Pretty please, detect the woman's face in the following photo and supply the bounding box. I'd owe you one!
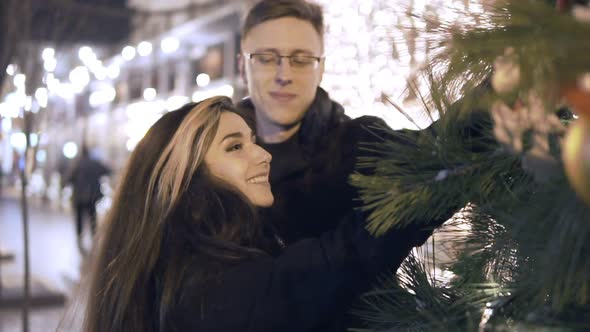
[204,112,274,207]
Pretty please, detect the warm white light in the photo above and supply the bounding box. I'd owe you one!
[78,46,96,63]
[137,41,153,57]
[0,103,16,118]
[196,73,210,87]
[46,74,61,94]
[24,96,32,112]
[55,82,76,99]
[93,65,108,80]
[42,48,55,62]
[3,92,26,114]
[63,142,78,159]
[13,73,26,87]
[35,88,49,108]
[89,87,116,107]
[359,2,373,15]
[126,101,165,120]
[69,66,90,91]
[43,57,57,72]
[3,102,21,117]
[6,64,16,76]
[45,72,55,83]
[1,117,12,131]
[143,88,157,101]
[161,37,180,54]
[87,58,102,70]
[126,139,137,152]
[107,64,120,79]
[315,0,479,128]
[122,46,136,61]
[166,96,189,111]
[125,101,165,151]
[10,133,27,152]
[192,84,234,102]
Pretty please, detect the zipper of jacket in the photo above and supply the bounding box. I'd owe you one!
[274,234,286,249]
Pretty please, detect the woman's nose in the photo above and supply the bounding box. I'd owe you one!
[254,144,272,165]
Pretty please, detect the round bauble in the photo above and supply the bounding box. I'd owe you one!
[561,75,590,118]
[562,118,590,205]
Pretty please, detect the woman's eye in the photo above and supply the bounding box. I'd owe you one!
[226,143,243,152]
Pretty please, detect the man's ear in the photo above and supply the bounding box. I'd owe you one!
[237,53,247,85]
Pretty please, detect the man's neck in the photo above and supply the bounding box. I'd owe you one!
[257,121,302,144]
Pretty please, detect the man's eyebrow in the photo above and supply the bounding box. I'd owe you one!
[254,48,315,55]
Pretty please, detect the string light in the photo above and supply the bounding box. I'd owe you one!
[317,0,481,129]
[122,46,136,61]
[161,37,180,54]
[137,41,153,57]
[6,64,16,76]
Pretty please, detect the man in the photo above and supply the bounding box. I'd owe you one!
[237,0,388,244]
[236,1,443,330]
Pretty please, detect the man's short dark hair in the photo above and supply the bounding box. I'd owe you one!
[241,0,324,40]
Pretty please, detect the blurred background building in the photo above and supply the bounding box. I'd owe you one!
[1,0,480,207]
[1,0,255,208]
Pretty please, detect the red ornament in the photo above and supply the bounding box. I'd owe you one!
[561,85,590,118]
[555,0,569,11]
[556,0,569,12]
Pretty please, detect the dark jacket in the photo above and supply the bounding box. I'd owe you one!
[237,87,388,245]
[235,88,439,331]
[164,210,434,332]
[64,154,111,204]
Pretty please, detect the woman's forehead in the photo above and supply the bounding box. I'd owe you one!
[215,112,252,139]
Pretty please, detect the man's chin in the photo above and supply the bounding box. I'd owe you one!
[271,110,306,127]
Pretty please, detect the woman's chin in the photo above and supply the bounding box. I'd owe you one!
[253,195,274,207]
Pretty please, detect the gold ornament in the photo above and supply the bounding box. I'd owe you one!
[563,118,590,205]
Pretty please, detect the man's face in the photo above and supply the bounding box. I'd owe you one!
[240,17,324,132]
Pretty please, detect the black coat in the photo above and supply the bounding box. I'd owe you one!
[237,88,389,245]
[204,88,437,331]
[64,155,111,204]
[164,210,434,332]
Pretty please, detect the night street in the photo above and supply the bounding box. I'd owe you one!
[0,188,89,332]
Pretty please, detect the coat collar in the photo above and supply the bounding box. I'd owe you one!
[236,87,349,151]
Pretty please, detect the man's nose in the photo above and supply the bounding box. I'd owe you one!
[274,58,293,86]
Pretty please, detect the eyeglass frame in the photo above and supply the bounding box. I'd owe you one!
[242,52,324,71]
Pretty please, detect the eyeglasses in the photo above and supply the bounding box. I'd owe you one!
[243,52,323,72]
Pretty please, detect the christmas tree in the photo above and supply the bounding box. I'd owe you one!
[351,0,590,330]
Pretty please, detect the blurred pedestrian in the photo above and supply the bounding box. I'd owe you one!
[63,145,110,252]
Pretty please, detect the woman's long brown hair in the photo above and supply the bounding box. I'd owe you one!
[83,96,266,332]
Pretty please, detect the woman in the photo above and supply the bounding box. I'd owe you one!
[83,96,432,332]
